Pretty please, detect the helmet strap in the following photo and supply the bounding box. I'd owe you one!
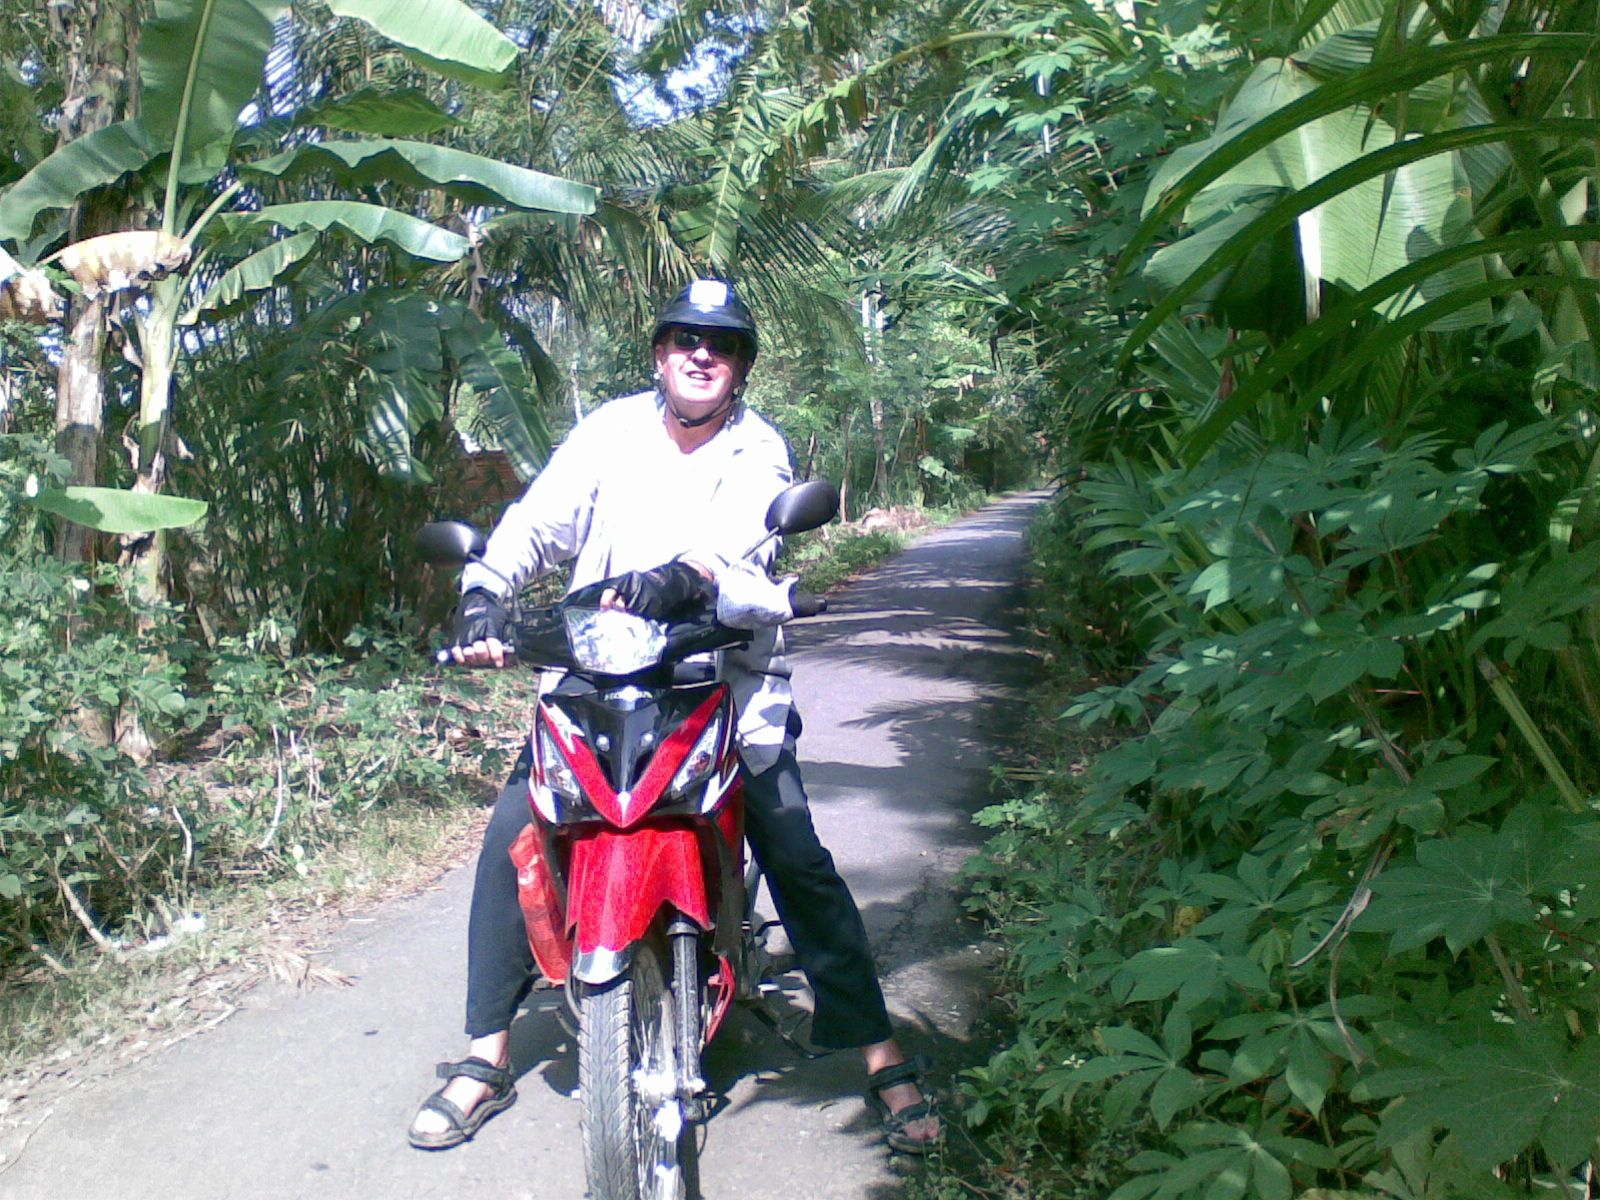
[666,385,742,428]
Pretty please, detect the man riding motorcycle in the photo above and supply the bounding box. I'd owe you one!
[408,279,941,1154]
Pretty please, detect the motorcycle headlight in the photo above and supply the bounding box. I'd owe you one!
[668,714,724,798]
[537,723,581,800]
[564,607,667,675]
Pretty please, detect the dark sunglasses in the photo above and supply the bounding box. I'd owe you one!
[669,327,746,357]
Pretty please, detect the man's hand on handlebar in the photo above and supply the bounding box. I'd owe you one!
[451,635,512,669]
[600,560,716,621]
[451,588,513,668]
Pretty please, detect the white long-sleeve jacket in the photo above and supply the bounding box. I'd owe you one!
[461,390,796,772]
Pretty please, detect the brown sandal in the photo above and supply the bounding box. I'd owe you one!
[865,1055,942,1155]
[407,1057,517,1150]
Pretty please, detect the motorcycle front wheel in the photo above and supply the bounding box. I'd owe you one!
[578,936,699,1200]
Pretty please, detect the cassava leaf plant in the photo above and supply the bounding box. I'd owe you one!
[910,0,1600,1193]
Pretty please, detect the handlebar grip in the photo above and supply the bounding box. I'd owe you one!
[433,642,518,666]
[790,592,827,618]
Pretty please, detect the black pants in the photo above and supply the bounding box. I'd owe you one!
[463,720,893,1050]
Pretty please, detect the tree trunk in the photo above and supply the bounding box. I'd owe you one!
[839,411,853,523]
[119,286,180,606]
[50,0,138,565]
[54,0,137,150]
[860,287,887,503]
[0,361,15,436]
[54,296,109,563]
[113,281,180,763]
[868,386,888,504]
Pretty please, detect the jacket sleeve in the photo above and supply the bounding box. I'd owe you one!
[460,414,602,597]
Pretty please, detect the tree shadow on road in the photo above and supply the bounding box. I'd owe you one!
[689,970,1006,1200]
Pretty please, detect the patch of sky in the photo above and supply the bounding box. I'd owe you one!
[608,2,764,125]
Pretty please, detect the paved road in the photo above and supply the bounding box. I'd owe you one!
[3,491,1046,1200]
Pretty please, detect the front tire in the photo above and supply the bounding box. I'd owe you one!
[579,938,698,1200]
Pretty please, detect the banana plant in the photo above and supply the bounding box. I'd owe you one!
[0,0,597,600]
[1115,13,1600,465]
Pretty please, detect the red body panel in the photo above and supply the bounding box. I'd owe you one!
[564,821,712,954]
[539,689,725,830]
[509,825,574,983]
[510,683,751,1025]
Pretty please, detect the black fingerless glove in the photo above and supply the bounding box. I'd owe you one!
[612,561,716,621]
[452,587,511,648]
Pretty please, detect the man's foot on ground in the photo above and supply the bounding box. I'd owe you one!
[409,1075,495,1139]
[875,1078,942,1148]
[407,1057,516,1149]
[864,1055,943,1154]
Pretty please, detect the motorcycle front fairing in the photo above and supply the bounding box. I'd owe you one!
[508,595,751,986]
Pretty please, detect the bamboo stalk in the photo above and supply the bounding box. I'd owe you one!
[1485,931,1537,1024]
[1477,654,1587,814]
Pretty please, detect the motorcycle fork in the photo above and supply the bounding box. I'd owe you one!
[667,915,708,1119]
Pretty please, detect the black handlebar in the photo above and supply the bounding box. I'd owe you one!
[790,592,826,618]
[436,587,829,670]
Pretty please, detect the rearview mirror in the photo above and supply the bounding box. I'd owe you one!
[417,521,487,568]
[764,480,839,537]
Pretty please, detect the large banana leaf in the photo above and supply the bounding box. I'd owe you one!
[220,202,470,261]
[294,87,462,137]
[241,140,598,214]
[139,0,288,156]
[325,0,519,89]
[0,122,156,244]
[180,231,318,325]
[1144,61,1315,215]
[443,311,552,481]
[1124,120,1600,363]
[1287,25,1513,197]
[1145,194,1306,337]
[1145,58,1484,327]
[26,486,207,533]
[360,293,446,480]
[1122,33,1594,274]
[1292,25,1460,126]
[1298,0,1389,48]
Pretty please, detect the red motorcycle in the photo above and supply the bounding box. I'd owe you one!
[418,481,838,1200]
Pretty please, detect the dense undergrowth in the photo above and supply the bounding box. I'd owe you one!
[950,414,1600,1198]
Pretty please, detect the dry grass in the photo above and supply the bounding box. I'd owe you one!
[0,792,492,1167]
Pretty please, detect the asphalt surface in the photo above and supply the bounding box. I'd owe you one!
[2,490,1047,1200]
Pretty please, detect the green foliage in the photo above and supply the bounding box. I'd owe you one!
[778,526,907,593]
[0,435,196,955]
[824,0,1600,1188]
[966,411,1600,1192]
[0,431,507,967]
[749,304,1039,514]
[240,139,596,214]
[323,0,520,89]
[25,486,208,534]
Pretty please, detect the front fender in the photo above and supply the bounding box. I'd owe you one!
[572,945,633,986]
[565,822,712,965]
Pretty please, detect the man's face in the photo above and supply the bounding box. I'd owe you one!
[655,325,749,420]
